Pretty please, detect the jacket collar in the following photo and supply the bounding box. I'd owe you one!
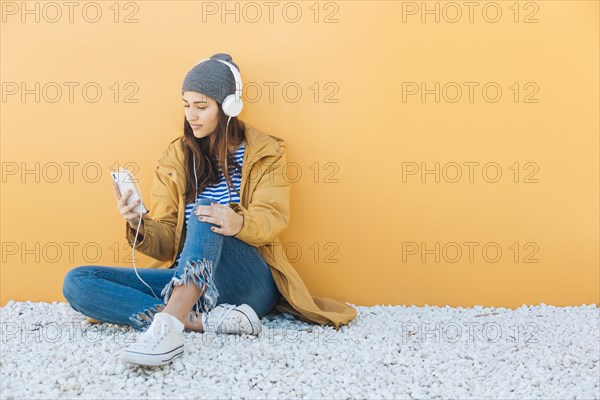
[239,121,285,165]
[159,122,284,187]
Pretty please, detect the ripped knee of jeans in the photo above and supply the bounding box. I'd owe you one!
[160,258,219,326]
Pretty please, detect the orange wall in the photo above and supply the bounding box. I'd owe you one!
[1,1,598,308]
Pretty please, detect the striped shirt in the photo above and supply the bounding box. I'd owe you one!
[174,141,246,265]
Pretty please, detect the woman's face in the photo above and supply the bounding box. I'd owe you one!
[182,91,219,139]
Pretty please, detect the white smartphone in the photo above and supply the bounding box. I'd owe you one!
[111,168,148,214]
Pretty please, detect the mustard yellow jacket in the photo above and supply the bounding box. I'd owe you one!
[124,122,357,330]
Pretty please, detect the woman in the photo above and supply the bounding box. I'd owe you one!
[62,53,358,367]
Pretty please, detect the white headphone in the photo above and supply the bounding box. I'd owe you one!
[194,58,244,117]
[191,58,243,201]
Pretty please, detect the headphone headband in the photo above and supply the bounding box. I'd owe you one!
[194,58,242,104]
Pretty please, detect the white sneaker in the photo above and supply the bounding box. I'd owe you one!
[120,312,185,366]
[201,304,262,336]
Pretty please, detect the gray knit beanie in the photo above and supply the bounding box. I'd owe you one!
[181,53,240,104]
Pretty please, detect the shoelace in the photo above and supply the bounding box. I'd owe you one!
[140,315,170,343]
[208,304,237,332]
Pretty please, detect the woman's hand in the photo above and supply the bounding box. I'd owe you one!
[195,202,244,236]
[114,181,144,233]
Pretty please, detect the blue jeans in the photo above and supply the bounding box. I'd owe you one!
[62,198,281,332]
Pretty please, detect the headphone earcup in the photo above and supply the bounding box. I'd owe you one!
[221,94,243,117]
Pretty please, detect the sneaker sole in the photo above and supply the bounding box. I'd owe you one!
[120,344,184,366]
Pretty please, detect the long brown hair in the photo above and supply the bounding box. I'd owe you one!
[181,106,246,205]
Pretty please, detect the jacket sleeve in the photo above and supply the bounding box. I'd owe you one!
[230,145,291,247]
[124,154,178,262]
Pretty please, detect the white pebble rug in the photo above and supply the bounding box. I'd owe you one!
[1,301,598,399]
